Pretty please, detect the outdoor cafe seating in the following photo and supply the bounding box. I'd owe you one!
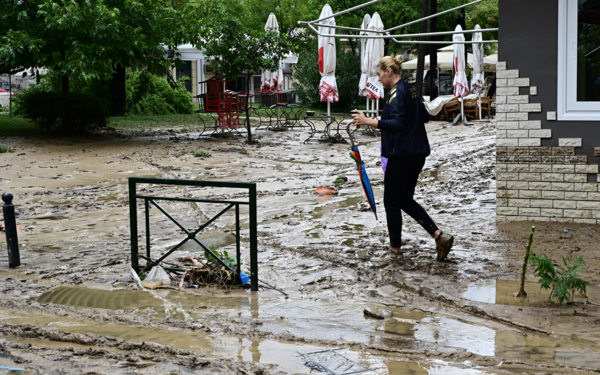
[196,78,245,137]
[254,90,306,131]
[195,77,306,137]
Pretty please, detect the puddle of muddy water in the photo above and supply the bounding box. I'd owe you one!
[28,284,600,369]
[386,359,493,375]
[0,309,324,374]
[463,280,551,306]
[34,287,164,312]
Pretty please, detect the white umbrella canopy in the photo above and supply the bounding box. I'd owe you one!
[261,13,283,92]
[471,25,485,95]
[453,25,469,98]
[358,13,371,96]
[364,12,385,100]
[402,51,474,71]
[483,54,497,72]
[318,4,338,106]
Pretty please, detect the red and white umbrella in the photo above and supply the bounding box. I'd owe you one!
[364,12,385,102]
[261,13,283,92]
[471,25,485,119]
[358,13,371,97]
[318,4,338,114]
[453,25,469,124]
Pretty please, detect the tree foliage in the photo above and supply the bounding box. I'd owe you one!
[126,70,195,115]
[0,0,211,83]
[200,15,297,143]
[293,48,361,112]
[465,0,498,53]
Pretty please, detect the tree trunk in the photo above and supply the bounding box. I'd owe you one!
[110,64,127,116]
[246,73,252,145]
[429,0,439,100]
[415,0,429,98]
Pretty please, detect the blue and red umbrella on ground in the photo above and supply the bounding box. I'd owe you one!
[346,123,378,220]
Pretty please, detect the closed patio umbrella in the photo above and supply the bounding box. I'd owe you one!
[453,25,469,125]
[471,25,485,119]
[358,13,371,97]
[364,12,385,107]
[318,4,338,115]
[261,13,283,92]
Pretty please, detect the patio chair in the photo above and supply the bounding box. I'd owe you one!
[443,98,460,122]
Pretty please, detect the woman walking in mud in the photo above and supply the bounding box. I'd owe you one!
[351,54,453,261]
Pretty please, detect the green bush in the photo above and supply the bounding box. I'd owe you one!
[126,70,195,115]
[293,47,361,112]
[531,254,591,305]
[14,88,109,134]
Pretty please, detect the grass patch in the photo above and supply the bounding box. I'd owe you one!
[0,145,15,153]
[108,113,211,132]
[0,116,36,137]
[193,149,211,158]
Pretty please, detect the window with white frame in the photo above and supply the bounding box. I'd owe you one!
[557,0,600,120]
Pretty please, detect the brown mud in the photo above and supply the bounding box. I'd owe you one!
[1,120,600,374]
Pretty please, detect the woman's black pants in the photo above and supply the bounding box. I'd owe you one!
[384,156,439,247]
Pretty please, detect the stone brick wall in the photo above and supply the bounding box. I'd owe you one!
[495,62,600,223]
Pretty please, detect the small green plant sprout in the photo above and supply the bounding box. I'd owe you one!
[334,176,348,184]
[0,146,15,153]
[515,226,536,298]
[193,149,211,158]
[204,246,238,269]
[238,148,247,155]
[530,254,591,305]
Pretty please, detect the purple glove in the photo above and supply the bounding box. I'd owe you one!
[380,144,388,173]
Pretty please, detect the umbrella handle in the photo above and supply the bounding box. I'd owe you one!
[345,122,356,148]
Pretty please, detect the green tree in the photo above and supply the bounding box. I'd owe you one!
[0,0,211,115]
[465,0,498,53]
[200,17,297,144]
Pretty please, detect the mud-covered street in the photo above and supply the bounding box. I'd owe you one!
[1,120,600,374]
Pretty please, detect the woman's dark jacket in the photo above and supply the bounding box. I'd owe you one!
[377,80,431,159]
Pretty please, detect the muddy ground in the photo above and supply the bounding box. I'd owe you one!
[1,119,600,374]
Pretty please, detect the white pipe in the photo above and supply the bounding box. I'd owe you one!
[327,101,330,117]
[308,0,383,24]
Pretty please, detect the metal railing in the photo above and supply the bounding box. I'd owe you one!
[128,177,258,291]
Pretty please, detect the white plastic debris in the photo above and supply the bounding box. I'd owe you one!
[141,265,171,289]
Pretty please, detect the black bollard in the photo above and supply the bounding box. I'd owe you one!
[2,192,20,267]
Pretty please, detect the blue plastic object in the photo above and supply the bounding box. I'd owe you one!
[240,272,250,285]
[0,366,24,371]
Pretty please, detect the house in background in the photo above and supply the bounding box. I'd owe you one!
[496,0,600,224]
[172,44,295,103]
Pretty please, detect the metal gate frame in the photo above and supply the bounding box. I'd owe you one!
[128,177,258,291]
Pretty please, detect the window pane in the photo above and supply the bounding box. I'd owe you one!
[176,61,192,92]
[577,0,600,101]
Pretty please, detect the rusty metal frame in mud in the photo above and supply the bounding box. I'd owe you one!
[128,177,259,291]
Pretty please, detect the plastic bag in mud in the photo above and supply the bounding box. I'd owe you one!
[141,265,171,289]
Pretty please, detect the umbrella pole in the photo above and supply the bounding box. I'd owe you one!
[478,94,482,120]
[327,101,330,117]
[461,97,465,124]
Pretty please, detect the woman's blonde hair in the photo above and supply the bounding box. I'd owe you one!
[377,54,403,75]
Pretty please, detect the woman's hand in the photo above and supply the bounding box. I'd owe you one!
[351,109,378,128]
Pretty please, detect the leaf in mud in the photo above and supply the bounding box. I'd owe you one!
[392,298,401,301]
